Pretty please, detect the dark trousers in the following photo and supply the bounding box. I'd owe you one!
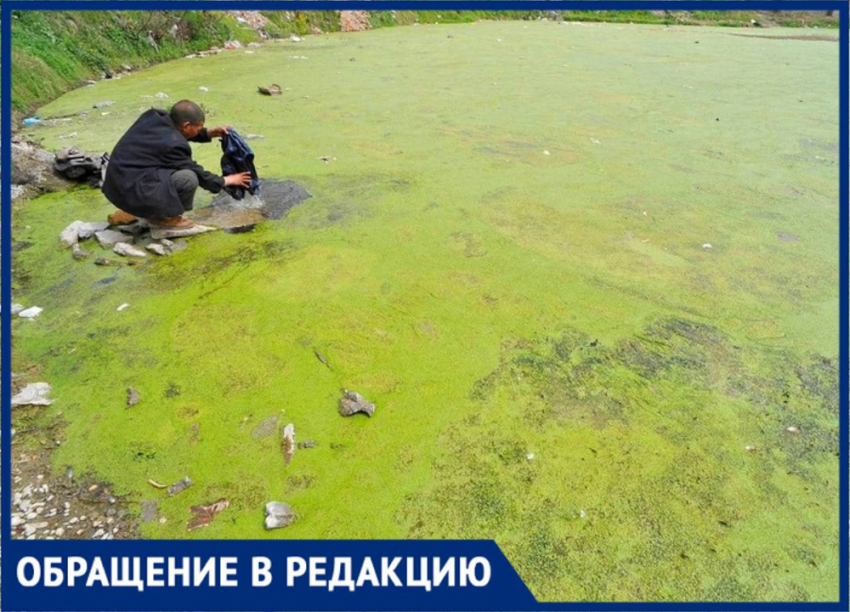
[171,169,199,213]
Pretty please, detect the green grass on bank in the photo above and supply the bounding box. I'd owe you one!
[10,9,839,114]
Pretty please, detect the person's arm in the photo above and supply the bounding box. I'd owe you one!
[188,128,213,143]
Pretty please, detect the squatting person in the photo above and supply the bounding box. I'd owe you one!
[101,99,252,229]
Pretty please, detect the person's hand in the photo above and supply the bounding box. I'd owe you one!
[208,125,231,139]
[224,172,252,188]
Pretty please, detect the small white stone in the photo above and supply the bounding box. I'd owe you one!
[18,306,44,319]
[526,453,535,461]
[543,150,550,156]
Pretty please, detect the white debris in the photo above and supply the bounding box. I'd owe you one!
[11,383,53,406]
[590,138,601,145]
[745,445,757,452]
[526,453,535,461]
[155,92,169,99]
[116,303,130,312]
[289,35,302,42]
[18,306,43,319]
[786,426,800,434]
[702,243,712,249]
[542,150,550,156]
[58,132,78,140]
[198,86,209,92]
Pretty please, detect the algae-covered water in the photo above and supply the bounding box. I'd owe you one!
[13,21,840,601]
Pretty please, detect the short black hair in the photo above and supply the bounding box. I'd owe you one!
[169,100,205,126]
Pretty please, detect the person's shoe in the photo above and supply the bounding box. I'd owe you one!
[107,210,138,225]
[148,216,195,229]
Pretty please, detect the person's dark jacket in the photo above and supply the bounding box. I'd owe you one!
[101,108,224,219]
[220,129,260,200]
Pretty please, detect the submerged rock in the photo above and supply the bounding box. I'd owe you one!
[12,382,54,406]
[96,229,133,248]
[140,500,159,523]
[264,501,295,530]
[113,243,147,258]
[251,415,279,439]
[71,244,89,260]
[149,224,216,240]
[338,390,375,417]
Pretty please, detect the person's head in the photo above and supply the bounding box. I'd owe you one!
[170,100,205,139]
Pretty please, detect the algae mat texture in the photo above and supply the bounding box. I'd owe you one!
[14,21,840,601]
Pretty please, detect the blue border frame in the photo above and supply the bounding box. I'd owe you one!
[1,2,847,610]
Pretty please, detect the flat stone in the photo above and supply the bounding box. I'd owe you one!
[169,240,189,252]
[113,243,147,258]
[115,221,149,237]
[146,243,169,256]
[18,306,43,319]
[10,303,25,315]
[77,222,110,240]
[126,387,140,407]
[338,389,375,417]
[149,224,216,240]
[94,258,119,266]
[264,501,296,530]
[12,382,53,406]
[95,229,133,248]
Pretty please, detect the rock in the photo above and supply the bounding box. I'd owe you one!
[94,258,119,266]
[149,224,216,240]
[95,229,133,248]
[115,222,149,237]
[257,84,282,96]
[338,390,375,417]
[146,243,169,256]
[127,387,140,407]
[113,243,147,258]
[264,501,295,530]
[168,240,189,253]
[167,476,194,496]
[289,35,302,42]
[224,40,243,50]
[77,222,110,240]
[10,303,25,316]
[12,383,53,406]
[281,424,295,466]
[72,244,89,260]
[93,101,115,109]
[60,221,85,247]
[12,137,73,200]
[786,426,801,434]
[298,440,317,449]
[251,416,279,439]
[144,501,165,522]
[18,306,44,319]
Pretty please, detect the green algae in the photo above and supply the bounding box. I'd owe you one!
[12,21,839,601]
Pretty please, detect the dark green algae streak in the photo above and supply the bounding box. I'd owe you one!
[11,21,840,601]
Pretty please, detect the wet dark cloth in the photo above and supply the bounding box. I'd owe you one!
[54,147,109,188]
[101,108,224,219]
[220,129,260,200]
